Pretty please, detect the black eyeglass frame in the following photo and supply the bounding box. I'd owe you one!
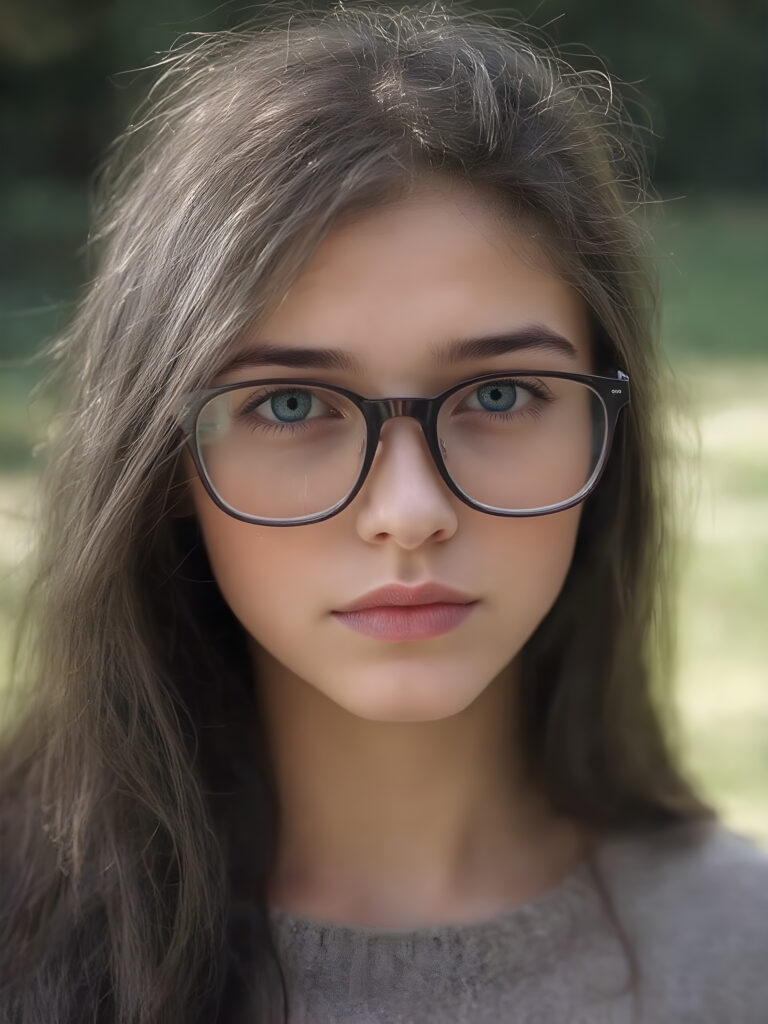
[177,367,630,527]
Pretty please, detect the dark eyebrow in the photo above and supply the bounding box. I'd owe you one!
[432,326,579,367]
[220,325,579,374]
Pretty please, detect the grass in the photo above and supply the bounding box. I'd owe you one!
[652,192,768,360]
[1,194,767,849]
[669,354,768,846]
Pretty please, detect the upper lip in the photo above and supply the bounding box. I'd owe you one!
[335,582,477,612]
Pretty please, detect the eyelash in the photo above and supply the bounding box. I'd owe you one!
[238,378,553,437]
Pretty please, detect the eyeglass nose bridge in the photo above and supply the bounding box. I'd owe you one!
[359,395,452,495]
[363,395,441,454]
[369,396,433,420]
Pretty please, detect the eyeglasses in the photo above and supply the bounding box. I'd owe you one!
[177,367,630,526]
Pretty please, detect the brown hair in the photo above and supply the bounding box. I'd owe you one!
[0,3,716,1021]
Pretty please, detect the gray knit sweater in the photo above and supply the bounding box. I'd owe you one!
[266,820,768,1023]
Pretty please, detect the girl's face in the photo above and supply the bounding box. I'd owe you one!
[186,178,593,722]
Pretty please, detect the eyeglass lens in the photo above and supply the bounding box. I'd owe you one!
[194,376,606,521]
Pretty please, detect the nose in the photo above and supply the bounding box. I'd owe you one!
[352,416,459,548]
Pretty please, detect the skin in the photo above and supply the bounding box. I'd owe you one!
[186,176,600,928]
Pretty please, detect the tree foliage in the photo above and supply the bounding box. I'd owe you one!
[0,0,764,358]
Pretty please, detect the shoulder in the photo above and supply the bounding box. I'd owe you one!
[602,811,768,884]
[596,819,768,1021]
[598,817,768,913]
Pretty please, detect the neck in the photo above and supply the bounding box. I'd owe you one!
[252,644,595,928]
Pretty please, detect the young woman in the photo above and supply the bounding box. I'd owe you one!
[1,4,766,1023]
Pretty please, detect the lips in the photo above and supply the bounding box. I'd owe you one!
[334,581,476,613]
[331,601,476,641]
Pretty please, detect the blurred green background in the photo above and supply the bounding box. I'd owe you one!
[1,1,767,845]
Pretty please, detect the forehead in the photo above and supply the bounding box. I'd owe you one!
[229,180,592,386]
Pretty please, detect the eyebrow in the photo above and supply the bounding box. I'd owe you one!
[220,325,580,374]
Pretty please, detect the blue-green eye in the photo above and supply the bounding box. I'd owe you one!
[243,388,329,424]
[457,377,551,420]
[474,382,520,412]
[267,390,314,422]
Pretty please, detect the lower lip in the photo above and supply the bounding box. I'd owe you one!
[331,602,477,641]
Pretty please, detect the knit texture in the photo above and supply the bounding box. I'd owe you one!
[265,820,768,1023]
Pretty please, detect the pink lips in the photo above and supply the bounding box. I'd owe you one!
[331,582,478,641]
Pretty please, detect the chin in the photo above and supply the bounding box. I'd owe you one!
[325,670,490,723]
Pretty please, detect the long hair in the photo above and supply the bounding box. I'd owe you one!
[0,3,716,1022]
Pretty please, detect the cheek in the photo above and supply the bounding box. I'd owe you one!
[190,478,317,641]
[481,504,582,614]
